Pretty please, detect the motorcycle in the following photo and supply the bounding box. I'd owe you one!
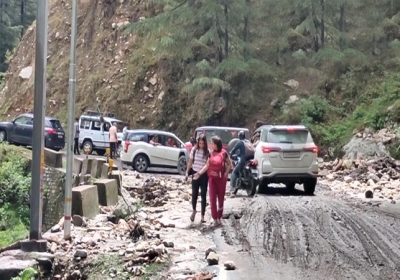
[230,154,258,197]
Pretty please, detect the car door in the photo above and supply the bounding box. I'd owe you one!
[162,134,182,167]
[12,116,30,144]
[147,134,169,166]
[24,117,34,145]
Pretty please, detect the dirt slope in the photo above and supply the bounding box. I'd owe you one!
[0,0,235,139]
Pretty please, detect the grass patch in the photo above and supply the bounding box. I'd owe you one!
[84,254,126,280]
[0,217,28,248]
[140,259,171,280]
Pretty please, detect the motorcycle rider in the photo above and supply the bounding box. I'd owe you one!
[229,131,254,194]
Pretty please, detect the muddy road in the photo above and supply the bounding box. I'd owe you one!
[213,185,400,280]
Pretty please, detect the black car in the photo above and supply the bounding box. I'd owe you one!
[0,113,65,151]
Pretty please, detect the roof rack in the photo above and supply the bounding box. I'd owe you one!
[84,110,101,116]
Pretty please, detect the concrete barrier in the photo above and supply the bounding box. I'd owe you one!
[109,171,122,195]
[94,179,119,206]
[101,163,118,178]
[81,158,93,175]
[91,158,107,178]
[44,148,63,168]
[73,157,83,175]
[72,185,99,218]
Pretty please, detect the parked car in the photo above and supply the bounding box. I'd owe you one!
[0,113,65,151]
[185,126,250,152]
[78,110,125,156]
[253,125,319,195]
[121,129,188,175]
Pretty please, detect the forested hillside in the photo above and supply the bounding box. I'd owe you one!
[0,0,36,74]
[1,0,400,154]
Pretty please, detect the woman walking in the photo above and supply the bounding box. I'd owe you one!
[194,136,232,226]
[186,134,209,223]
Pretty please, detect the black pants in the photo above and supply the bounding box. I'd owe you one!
[74,138,80,154]
[192,173,208,216]
[110,142,117,158]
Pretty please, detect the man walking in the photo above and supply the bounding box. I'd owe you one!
[109,122,118,158]
[73,117,80,155]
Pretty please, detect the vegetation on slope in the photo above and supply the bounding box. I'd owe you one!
[1,0,400,153]
[0,145,31,247]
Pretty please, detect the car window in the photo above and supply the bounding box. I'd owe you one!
[14,116,30,125]
[205,130,217,143]
[267,129,310,144]
[92,121,102,131]
[218,129,250,144]
[128,133,147,142]
[103,122,110,132]
[115,122,124,133]
[80,119,91,129]
[46,120,62,129]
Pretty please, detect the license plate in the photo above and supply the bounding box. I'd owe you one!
[251,169,258,174]
[58,135,63,138]
[283,151,300,158]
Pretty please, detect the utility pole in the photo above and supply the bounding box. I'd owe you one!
[21,0,49,252]
[64,0,78,240]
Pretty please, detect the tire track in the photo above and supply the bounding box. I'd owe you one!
[225,194,400,280]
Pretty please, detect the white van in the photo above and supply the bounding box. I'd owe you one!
[78,111,125,156]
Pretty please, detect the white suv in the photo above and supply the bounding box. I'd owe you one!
[121,129,188,175]
[253,125,319,195]
[78,111,125,156]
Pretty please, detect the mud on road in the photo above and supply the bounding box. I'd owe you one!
[219,186,400,280]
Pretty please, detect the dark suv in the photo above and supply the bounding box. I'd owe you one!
[185,126,250,152]
[0,113,65,151]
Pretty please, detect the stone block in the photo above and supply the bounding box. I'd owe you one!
[72,185,99,218]
[109,171,122,195]
[73,157,83,175]
[94,179,119,206]
[81,158,93,175]
[101,163,119,178]
[44,148,63,168]
[91,158,107,178]
[79,174,92,185]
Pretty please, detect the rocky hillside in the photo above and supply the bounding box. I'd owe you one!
[2,0,400,149]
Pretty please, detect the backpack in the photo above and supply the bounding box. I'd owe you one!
[244,140,254,157]
[208,150,226,178]
[188,148,197,176]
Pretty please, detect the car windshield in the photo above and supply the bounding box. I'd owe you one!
[46,119,63,129]
[267,129,309,144]
[219,129,250,144]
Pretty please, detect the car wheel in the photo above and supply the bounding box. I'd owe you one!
[304,178,317,195]
[133,154,149,173]
[0,130,7,143]
[285,182,296,190]
[82,140,93,155]
[177,155,186,175]
[246,176,257,197]
[96,149,106,156]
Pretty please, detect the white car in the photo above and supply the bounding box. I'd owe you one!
[253,125,319,195]
[78,111,125,156]
[121,129,188,175]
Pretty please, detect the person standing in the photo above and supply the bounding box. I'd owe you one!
[194,136,232,226]
[73,117,80,155]
[109,122,118,158]
[186,134,209,223]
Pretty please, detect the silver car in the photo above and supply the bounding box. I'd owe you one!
[253,125,318,195]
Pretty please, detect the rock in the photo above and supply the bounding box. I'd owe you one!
[365,190,374,199]
[51,224,61,233]
[149,77,157,85]
[224,260,236,270]
[158,91,165,100]
[344,176,353,183]
[74,249,88,258]
[143,86,149,92]
[326,174,335,181]
[367,173,380,183]
[206,252,219,265]
[283,79,299,90]
[342,136,388,160]
[19,66,33,79]
[205,247,216,259]
[162,241,174,248]
[343,159,353,169]
[180,193,190,201]
[73,215,84,227]
[285,95,299,104]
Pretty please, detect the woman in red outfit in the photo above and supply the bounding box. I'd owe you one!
[194,136,232,226]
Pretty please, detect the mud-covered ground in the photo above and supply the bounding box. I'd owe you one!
[212,184,400,280]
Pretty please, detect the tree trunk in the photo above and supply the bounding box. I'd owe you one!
[224,0,229,58]
[20,0,25,37]
[339,1,345,50]
[320,0,325,48]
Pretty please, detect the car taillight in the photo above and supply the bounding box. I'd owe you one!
[45,128,56,134]
[261,146,281,153]
[124,140,131,153]
[303,146,318,153]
